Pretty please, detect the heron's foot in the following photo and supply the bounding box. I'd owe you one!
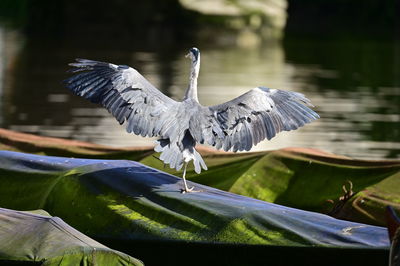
[180,186,202,193]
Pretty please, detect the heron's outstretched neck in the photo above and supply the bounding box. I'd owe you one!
[184,56,200,102]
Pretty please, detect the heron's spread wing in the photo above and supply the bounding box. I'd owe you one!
[64,59,178,137]
[191,87,319,152]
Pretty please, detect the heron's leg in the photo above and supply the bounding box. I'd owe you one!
[181,162,192,193]
[181,163,201,193]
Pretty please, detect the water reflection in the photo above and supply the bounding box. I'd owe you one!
[0,25,399,159]
[0,27,3,125]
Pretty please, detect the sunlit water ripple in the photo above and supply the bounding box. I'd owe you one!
[0,25,399,159]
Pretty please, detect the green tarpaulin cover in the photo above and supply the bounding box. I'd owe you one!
[0,150,389,248]
[0,128,396,265]
[0,207,142,265]
[1,128,399,227]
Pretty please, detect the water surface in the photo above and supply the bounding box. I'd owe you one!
[0,26,399,159]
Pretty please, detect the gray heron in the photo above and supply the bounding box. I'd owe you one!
[64,47,319,193]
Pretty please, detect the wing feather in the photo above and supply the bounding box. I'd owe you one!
[64,59,177,138]
[191,87,319,151]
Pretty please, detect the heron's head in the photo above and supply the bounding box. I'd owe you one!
[186,47,200,63]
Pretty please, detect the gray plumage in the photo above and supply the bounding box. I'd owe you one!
[64,47,319,192]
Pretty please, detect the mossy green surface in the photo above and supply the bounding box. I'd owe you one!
[1,127,399,227]
[141,149,400,226]
[0,150,390,250]
[0,208,142,265]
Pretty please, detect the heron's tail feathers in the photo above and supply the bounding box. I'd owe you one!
[155,139,207,174]
[192,148,208,174]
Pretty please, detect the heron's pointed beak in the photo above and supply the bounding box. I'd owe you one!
[185,53,190,58]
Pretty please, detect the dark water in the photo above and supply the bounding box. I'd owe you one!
[0,26,399,159]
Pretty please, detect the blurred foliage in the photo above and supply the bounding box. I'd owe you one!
[0,0,196,39]
[286,0,398,38]
[0,0,29,27]
[1,0,397,39]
